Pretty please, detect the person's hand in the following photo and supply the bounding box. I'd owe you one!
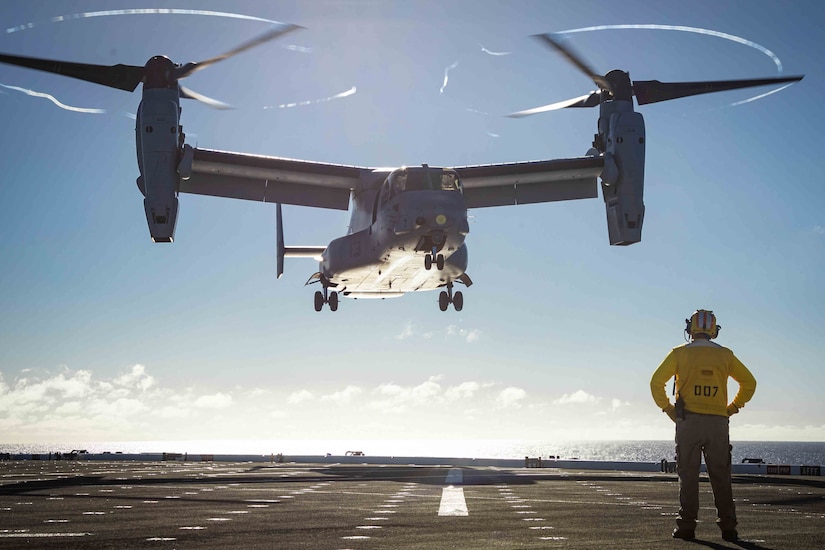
[727,403,740,416]
[664,404,678,422]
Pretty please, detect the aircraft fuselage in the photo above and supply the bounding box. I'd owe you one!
[320,167,470,299]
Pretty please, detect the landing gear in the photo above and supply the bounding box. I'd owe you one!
[438,282,463,312]
[314,286,339,312]
[424,251,445,270]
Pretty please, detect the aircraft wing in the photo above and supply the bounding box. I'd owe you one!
[181,148,365,210]
[455,156,604,208]
[182,149,604,211]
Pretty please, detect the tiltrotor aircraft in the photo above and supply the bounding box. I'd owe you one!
[0,26,803,311]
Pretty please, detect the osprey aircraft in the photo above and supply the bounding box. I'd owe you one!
[0,26,803,312]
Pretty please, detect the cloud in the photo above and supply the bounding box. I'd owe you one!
[555,390,600,405]
[396,320,416,340]
[610,398,630,411]
[114,364,155,391]
[321,385,363,404]
[0,365,247,440]
[813,225,825,236]
[2,365,823,444]
[370,376,444,412]
[395,320,434,340]
[496,387,527,409]
[445,381,482,400]
[446,325,481,343]
[287,389,315,404]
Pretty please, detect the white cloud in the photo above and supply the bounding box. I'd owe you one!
[401,323,478,342]
[4,365,820,444]
[396,321,433,340]
[555,390,600,405]
[445,381,481,400]
[321,385,362,404]
[446,325,481,343]
[610,398,630,411]
[194,393,233,409]
[370,376,444,412]
[396,320,415,340]
[813,225,825,236]
[287,389,315,404]
[114,364,155,391]
[496,387,527,408]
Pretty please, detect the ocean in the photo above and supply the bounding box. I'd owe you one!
[2,440,823,465]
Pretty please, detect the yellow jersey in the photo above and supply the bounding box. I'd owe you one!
[650,339,756,417]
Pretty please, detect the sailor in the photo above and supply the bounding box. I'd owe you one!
[650,310,757,542]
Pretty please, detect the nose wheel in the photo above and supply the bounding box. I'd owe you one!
[314,287,339,312]
[425,251,445,270]
[438,282,463,312]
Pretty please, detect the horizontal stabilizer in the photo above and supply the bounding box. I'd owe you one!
[284,247,326,259]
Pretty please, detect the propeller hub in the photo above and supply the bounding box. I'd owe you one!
[605,70,633,102]
[144,56,177,90]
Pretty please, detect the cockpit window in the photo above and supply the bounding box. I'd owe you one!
[439,172,461,192]
[390,169,462,193]
[391,171,407,193]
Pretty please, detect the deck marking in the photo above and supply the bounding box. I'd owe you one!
[438,487,468,516]
[438,469,468,516]
[0,533,91,538]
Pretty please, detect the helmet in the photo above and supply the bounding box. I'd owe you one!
[686,309,721,339]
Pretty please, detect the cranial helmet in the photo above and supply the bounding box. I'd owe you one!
[686,309,721,339]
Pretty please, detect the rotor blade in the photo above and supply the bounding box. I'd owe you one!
[506,91,600,118]
[633,75,804,105]
[174,24,303,80]
[0,52,145,92]
[532,33,613,94]
[179,85,233,110]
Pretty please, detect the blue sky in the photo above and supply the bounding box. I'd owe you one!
[0,0,822,449]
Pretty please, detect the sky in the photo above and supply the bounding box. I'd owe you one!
[0,0,823,451]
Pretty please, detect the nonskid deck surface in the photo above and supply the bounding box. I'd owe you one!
[1,460,823,549]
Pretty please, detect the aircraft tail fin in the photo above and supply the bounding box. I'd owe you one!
[276,203,326,279]
[277,203,285,278]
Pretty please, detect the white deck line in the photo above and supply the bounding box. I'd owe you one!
[438,468,468,516]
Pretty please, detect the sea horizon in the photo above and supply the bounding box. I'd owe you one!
[2,439,823,466]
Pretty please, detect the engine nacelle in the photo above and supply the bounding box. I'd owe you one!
[136,89,181,243]
[598,102,645,245]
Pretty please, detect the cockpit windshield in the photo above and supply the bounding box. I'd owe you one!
[389,168,461,194]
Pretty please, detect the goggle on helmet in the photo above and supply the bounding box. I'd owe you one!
[686,309,721,339]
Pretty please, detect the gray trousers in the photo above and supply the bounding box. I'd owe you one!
[675,412,736,532]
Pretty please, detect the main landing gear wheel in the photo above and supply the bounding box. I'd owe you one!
[439,291,450,311]
[314,287,339,312]
[424,253,445,271]
[438,282,463,312]
[453,291,463,311]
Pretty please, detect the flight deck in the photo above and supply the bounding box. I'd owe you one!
[1,458,823,549]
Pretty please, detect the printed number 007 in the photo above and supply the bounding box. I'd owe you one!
[694,385,718,397]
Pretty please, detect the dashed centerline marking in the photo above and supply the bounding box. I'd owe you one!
[438,468,468,517]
